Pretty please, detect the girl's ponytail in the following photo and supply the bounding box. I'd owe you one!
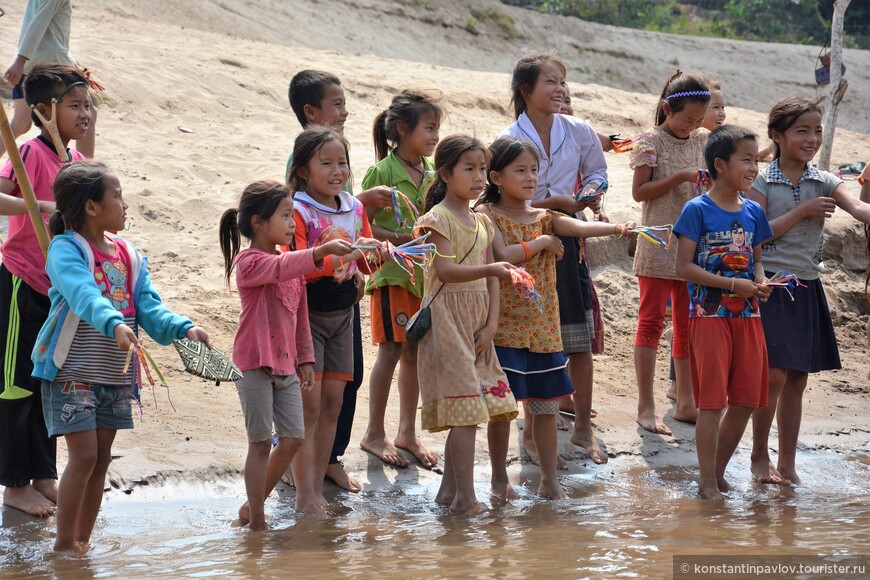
[373,90,444,161]
[424,179,447,213]
[49,210,67,237]
[220,180,294,287]
[372,110,390,161]
[219,208,241,287]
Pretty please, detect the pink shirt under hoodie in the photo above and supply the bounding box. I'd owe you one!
[232,247,320,376]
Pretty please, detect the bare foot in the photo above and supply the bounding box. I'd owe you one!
[435,489,454,506]
[555,413,571,431]
[238,501,251,524]
[3,484,56,517]
[557,454,569,470]
[248,515,267,531]
[751,458,791,486]
[570,429,608,464]
[636,411,672,436]
[666,382,677,401]
[777,465,802,486]
[360,436,410,467]
[450,500,487,515]
[672,406,698,424]
[717,476,733,493]
[698,482,723,500]
[325,463,362,492]
[590,408,598,419]
[538,480,568,500]
[280,467,295,488]
[296,497,329,519]
[394,436,438,469]
[32,479,57,503]
[491,480,519,500]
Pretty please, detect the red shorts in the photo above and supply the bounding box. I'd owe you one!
[634,276,689,358]
[688,317,769,410]
[371,286,422,344]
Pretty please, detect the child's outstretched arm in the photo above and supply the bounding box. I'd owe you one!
[0,178,56,215]
[745,188,835,240]
[531,194,597,216]
[551,212,636,239]
[476,205,563,264]
[831,182,870,225]
[423,228,515,284]
[632,165,697,202]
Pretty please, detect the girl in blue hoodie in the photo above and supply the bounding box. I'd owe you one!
[32,161,209,552]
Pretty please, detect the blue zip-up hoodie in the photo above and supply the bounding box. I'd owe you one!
[32,231,193,382]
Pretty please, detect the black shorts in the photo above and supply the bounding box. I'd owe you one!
[0,265,56,487]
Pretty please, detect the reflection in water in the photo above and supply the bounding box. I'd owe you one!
[1,453,868,578]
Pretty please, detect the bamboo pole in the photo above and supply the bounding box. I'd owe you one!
[818,0,852,171]
[0,103,52,258]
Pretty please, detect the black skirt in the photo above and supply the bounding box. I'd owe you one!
[759,274,841,373]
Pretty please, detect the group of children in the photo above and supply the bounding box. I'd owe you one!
[1,49,868,547]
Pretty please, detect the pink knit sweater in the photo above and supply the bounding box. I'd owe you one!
[232,248,321,375]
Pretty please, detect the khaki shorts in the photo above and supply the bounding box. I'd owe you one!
[235,369,304,443]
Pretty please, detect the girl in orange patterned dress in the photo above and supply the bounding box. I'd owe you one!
[477,138,636,499]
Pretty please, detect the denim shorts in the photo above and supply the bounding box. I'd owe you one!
[41,380,134,437]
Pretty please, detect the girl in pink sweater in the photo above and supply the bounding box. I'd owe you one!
[219,180,353,530]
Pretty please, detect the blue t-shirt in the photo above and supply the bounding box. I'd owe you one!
[674,194,773,318]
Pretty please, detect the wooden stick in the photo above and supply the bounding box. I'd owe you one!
[0,104,52,258]
[32,101,71,163]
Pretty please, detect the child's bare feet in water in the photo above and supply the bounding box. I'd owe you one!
[717,476,733,493]
[238,501,251,524]
[3,484,56,517]
[296,496,329,520]
[698,481,723,500]
[450,499,487,515]
[538,479,568,500]
[395,436,438,469]
[570,428,608,464]
[491,475,519,500]
[241,504,267,531]
[776,463,801,486]
[636,409,672,436]
[750,455,791,486]
[360,436,410,467]
[325,462,362,492]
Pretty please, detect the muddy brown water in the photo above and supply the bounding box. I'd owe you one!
[2,452,868,578]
